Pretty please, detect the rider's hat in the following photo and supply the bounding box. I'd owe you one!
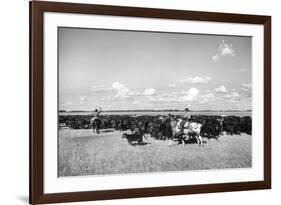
[184,108,190,111]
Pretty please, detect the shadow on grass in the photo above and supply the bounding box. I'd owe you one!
[129,142,151,146]
[100,129,114,133]
[184,138,208,144]
[168,138,208,147]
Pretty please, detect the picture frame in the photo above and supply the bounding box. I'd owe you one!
[30,0,271,204]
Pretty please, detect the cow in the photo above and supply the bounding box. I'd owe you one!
[122,133,144,145]
[154,116,173,140]
[200,118,222,140]
[240,116,252,135]
[222,116,241,135]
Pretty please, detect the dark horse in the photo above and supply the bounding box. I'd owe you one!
[91,117,102,134]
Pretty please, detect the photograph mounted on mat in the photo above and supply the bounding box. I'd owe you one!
[30,1,271,204]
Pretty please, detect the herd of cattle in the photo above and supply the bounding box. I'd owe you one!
[59,114,252,144]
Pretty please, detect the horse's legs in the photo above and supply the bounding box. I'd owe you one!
[168,134,175,146]
[197,135,203,146]
[181,139,185,146]
[168,139,173,146]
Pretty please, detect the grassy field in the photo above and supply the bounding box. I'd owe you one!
[58,128,252,177]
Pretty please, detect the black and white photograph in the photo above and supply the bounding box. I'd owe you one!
[58,27,252,177]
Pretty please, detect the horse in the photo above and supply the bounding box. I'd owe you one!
[91,117,102,134]
[157,116,173,140]
[168,115,203,146]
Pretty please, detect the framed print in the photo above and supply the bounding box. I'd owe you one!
[29,1,271,204]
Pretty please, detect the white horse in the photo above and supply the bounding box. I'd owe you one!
[169,116,203,146]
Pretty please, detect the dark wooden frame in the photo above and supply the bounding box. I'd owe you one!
[30,1,271,204]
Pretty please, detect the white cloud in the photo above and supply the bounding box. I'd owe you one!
[212,54,220,61]
[200,92,215,99]
[221,45,235,56]
[91,84,113,92]
[206,76,211,81]
[92,83,158,99]
[199,92,215,104]
[101,82,157,100]
[143,88,156,96]
[168,77,211,88]
[80,96,87,101]
[132,100,140,105]
[199,99,208,104]
[148,88,200,103]
[224,92,240,102]
[215,85,227,93]
[101,96,112,101]
[212,40,235,61]
[111,82,131,99]
[178,76,211,84]
[230,98,241,103]
[242,83,252,88]
[240,83,252,92]
[231,92,240,98]
[179,88,200,102]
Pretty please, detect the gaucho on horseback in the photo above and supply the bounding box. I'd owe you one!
[168,108,203,146]
[179,108,191,134]
[91,107,102,134]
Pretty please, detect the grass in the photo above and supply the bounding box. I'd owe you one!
[58,128,252,177]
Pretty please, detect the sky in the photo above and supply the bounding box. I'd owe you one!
[58,27,252,111]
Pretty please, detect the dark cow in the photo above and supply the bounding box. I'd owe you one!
[200,119,222,140]
[240,116,252,135]
[69,119,82,129]
[151,117,173,140]
[223,116,241,135]
[122,133,144,145]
